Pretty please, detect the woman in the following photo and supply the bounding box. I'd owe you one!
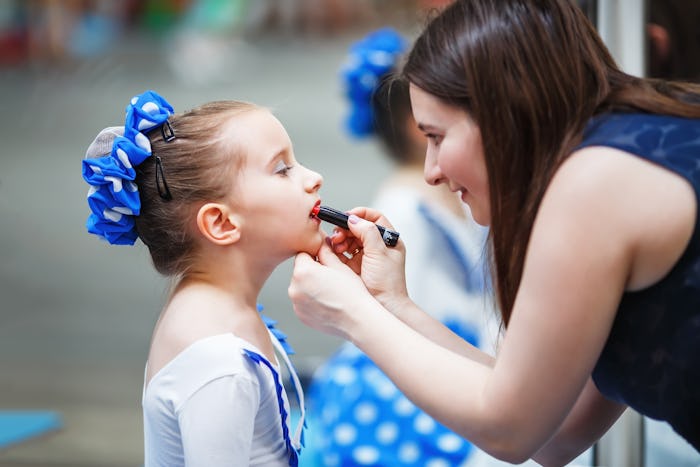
[288,0,700,464]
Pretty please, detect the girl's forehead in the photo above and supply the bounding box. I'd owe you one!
[223,108,285,137]
[221,109,291,162]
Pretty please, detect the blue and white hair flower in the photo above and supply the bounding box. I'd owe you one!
[82,90,174,245]
[340,27,407,138]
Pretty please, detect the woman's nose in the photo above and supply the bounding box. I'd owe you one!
[424,153,444,186]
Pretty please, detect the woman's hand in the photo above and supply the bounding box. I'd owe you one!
[288,240,377,340]
[327,207,410,311]
[289,207,411,337]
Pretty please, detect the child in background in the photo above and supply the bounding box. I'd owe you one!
[81,90,323,466]
[303,28,499,467]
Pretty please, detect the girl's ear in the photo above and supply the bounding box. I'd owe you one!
[196,203,241,246]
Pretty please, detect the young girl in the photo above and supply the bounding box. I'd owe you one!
[82,90,323,466]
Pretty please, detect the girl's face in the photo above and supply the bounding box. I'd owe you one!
[224,109,324,258]
[409,84,491,225]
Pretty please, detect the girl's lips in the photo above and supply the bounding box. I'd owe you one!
[310,200,321,217]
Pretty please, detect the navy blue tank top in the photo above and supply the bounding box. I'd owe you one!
[576,112,700,451]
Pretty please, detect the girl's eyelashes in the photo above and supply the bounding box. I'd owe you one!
[273,160,294,176]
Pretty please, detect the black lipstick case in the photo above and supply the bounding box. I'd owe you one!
[316,205,400,247]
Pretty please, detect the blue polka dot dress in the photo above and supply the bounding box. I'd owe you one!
[305,322,478,467]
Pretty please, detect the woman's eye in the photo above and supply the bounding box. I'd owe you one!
[427,134,443,146]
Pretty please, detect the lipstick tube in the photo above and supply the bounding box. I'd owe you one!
[314,205,399,247]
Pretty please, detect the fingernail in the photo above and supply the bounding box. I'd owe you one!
[348,214,360,224]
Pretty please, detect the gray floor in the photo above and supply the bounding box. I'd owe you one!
[0,27,393,466]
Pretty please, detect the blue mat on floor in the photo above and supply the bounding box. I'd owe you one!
[0,411,62,449]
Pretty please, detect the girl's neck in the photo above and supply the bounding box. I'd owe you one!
[146,276,277,386]
[146,245,286,386]
[179,250,278,307]
[174,272,259,311]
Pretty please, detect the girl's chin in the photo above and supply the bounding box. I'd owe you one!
[297,234,325,256]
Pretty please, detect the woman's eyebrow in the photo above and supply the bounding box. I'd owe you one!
[417,123,439,132]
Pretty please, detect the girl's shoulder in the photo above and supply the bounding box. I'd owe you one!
[144,333,263,399]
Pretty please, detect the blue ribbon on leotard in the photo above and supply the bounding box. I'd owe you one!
[243,349,300,467]
[241,304,305,466]
[258,304,296,355]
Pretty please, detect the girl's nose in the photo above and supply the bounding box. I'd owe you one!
[306,167,323,192]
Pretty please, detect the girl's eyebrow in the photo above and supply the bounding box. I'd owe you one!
[266,147,293,168]
[267,148,287,164]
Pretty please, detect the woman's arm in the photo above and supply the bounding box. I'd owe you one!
[292,179,622,462]
[321,205,496,364]
[390,295,496,366]
[532,378,626,466]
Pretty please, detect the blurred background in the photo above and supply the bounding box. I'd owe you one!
[0,1,698,466]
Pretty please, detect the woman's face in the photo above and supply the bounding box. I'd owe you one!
[409,84,490,225]
[223,109,325,258]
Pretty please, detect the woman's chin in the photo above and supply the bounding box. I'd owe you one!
[463,201,491,226]
[472,213,490,227]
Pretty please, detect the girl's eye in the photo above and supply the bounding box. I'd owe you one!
[274,161,293,176]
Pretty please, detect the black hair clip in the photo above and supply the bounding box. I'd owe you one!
[161,120,176,142]
[155,156,173,200]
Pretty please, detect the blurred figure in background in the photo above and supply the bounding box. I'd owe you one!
[646,0,700,82]
[574,0,700,83]
[631,1,700,463]
[302,27,500,467]
[9,0,137,64]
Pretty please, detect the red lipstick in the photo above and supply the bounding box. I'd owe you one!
[311,204,399,247]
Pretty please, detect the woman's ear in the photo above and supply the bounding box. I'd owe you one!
[196,203,241,246]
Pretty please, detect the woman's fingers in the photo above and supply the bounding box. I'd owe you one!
[326,207,398,253]
[347,206,397,231]
[345,212,392,253]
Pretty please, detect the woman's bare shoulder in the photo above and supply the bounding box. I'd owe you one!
[543,145,696,290]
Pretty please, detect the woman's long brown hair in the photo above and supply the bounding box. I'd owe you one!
[403,0,700,326]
